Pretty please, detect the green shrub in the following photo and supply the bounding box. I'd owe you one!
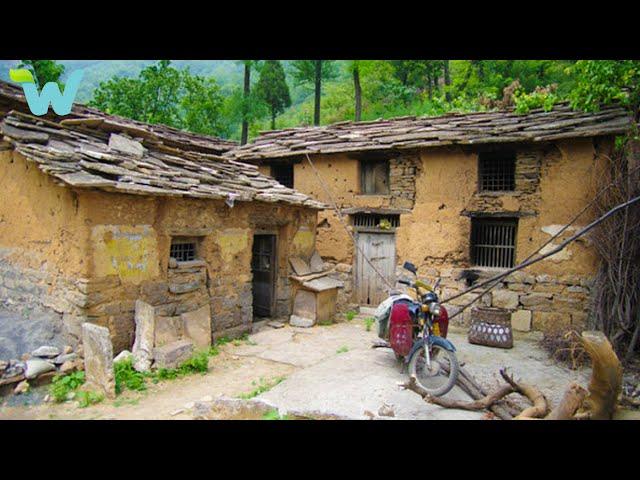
[261,408,291,420]
[49,371,85,403]
[114,357,147,394]
[345,310,357,321]
[336,345,349,354]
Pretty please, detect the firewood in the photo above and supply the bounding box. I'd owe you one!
[499,368,549,419]
[546,383,588,420]
[402,375,515,411]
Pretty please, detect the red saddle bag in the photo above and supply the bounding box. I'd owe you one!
[389,302,413,357]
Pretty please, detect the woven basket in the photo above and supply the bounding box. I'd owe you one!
[468,306,513,349]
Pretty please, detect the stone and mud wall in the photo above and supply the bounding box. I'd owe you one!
[273,138,613,331]
[0,151,317,353]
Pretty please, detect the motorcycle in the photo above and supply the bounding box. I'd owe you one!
[375,261,459,397]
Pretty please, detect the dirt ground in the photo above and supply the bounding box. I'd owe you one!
[0,316,597,420]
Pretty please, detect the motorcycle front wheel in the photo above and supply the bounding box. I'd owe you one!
[408,344,459,397]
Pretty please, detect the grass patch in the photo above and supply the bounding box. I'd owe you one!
[237,376,286,400]
[261,408,291,420]
[364,317,375,332]
[232,333,257,346]
[151,350,210,382]
[76,390,104,408]
[336,345,349,354]
[345,310,357,321]
[113,397,140,407]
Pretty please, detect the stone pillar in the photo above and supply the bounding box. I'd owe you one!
[82,323,116,399]
[132,300,155,372]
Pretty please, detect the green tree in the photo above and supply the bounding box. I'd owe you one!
[256,60,291,130]
[290,60,338,125]
[348,60,362,121]
[90,60,228,137]
[18,60,65,88]
[238,60,261,145]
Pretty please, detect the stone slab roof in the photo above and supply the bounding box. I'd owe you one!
[0,80,237,155]
[228,103,632,162]
[0,110,325,209]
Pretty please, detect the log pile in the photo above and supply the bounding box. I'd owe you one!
[228,103,632,162]
[0,111,325,209]
[402,331,623,420]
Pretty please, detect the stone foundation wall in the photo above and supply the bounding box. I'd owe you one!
[405,266,592,332]
[389,153,421,210]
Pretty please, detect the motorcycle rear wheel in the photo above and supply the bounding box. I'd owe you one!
[408,344,459,397]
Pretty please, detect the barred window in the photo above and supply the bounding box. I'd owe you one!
[352,213,400,229]
[170,238,198,263]
[471,218,517,268]
[479,151,516,192]
[271,164,294,188]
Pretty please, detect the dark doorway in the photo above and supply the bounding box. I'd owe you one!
[271,164,294,188]
[251,234,277,318]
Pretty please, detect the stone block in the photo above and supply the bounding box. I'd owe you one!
[292,289,317,320]
[169,281,201,294]
[532,311,571,331]
[155,316,183,347]
[181,304,212,350]
[289,315,315,328]
[153,340,194,369]
[132,300,155,372]
[82,323,116,399]
[504,271,535,284]
[511,310,532,332]
[491,289,519,310]
[519,292,553,308]
[533,283,565,294]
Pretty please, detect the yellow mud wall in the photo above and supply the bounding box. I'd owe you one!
[0,150,88,277]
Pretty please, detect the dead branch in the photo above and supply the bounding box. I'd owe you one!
[575,331,623,420]
[546,383,588,420]
[402,375,515,411]
[499,368,549,419]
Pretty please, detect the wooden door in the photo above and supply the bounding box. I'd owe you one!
[252,234,276,318]
[355,232,396,306]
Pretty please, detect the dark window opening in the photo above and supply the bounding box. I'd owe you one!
[352,213,400,229]
[479,151,516,192]
[271,164,294,189]
[170,238,198,263]
[471,218,517,268]
[360,160,390,194]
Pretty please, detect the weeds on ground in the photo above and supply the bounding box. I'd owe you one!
[237,376,286,399]
[364,317,375,332]
[114,358,147,394]
[113,397,140,407]
[336,345,349,354]
[345,310,357,322]
[151,351,210,382]
[261,408,292,420]
[49,371,86,402]
[232,333,257,346]
[49,371,104,407]
[76,390,104,408]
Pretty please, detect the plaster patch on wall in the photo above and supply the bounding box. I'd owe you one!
[215,228,249,263]
[91,225,160,284]
[292,226,315,259]
[541,224,578,237]
[539,242,573,262]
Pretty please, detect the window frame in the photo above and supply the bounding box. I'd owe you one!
[470,217,518,269]
[169,236,202,263]
[478,150,516,193]
[270,163,294,189]
[359,159,390,195]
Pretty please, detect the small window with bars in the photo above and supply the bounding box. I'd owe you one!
[471,218,517,268]
[352,213,400,230]
[271,164,294,189]
[170,237,199,263]
[478,151,516,192]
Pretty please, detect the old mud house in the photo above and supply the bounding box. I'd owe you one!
[229,105,632,332]
[0,82,323,354]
